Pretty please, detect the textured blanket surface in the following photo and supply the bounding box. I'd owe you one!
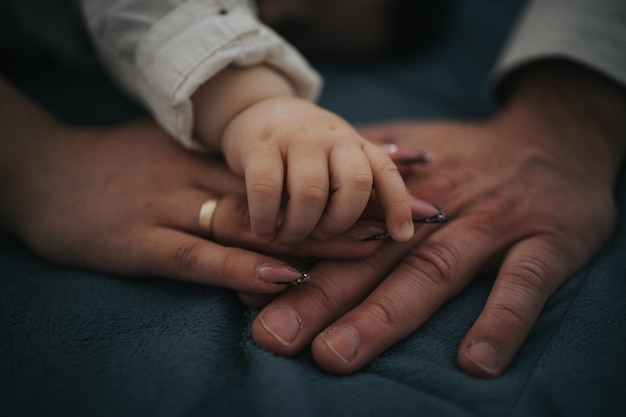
[2,1,625,416]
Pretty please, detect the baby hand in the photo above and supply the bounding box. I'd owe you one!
[221,96,415,250]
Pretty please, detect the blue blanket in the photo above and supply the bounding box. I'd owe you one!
[2,1,625,416]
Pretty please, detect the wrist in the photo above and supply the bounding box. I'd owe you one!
[192,65,296,150]
[0,79,66,233]
[495,60,626,183]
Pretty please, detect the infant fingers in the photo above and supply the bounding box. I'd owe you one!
[212,194,384,259]
[243,146,284,240]
[274,148,329,249]
[312,144,373,240]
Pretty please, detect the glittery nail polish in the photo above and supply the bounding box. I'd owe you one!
[256,263,311,285]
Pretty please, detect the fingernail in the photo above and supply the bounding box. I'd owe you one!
[410,198,448,223]
[398,221,415,241]
[321,326,359,363]
[259,307,302,346]
[465,341,500,376]
[381,144,431,165]
[256,263,311,285]
[346,221,389,241]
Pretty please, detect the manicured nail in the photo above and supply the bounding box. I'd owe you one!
[465,341,500,376]
[381,144,431,165]
[256,263,311,285]
[409,198,448,223]
[346,221,389,241]
[259,307,302,346]
[321,326,359,363]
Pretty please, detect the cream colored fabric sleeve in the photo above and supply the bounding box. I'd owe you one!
[492,0,626,93]
[81,0,322,151]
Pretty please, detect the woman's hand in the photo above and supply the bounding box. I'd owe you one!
[249,61,626,377]
[0,79,383,293]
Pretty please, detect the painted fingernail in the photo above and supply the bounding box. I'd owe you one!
[410,198,448,224]
[346,221,389,241]
[256,263,311,285]
[321,325,359,363]
[259,307,302,346]
[381,144,431,165]
[465,341,500,376]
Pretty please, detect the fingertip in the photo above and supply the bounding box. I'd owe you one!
[252,306,303,356]
[311,326,362,376]
[458,340,503,378]
[394,221,416,242]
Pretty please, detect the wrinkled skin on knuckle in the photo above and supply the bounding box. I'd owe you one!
[377,158,402,180]
[486,298,534,334]
[300,280,343,314]
[214,249,246,284]
[248,180,281,203]
[346,167,373,194]
[363,295,406,333]
[402,240,463,297]
[503,246,560,296]
[293,180,329,209]
[413,169,468,205]
[173,240,204,274]
[472,188,521,223]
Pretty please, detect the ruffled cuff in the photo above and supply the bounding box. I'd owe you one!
[110,0,322,151]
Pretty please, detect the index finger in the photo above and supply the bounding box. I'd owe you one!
[362,143,414,242]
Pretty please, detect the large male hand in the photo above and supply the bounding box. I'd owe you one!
[250,62,626,377]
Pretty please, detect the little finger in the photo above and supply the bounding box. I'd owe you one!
[457,236,576,378]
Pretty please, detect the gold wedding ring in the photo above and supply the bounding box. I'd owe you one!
[198,197,220,237]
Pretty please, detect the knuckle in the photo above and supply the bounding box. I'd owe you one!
[214,249,242,282]
[503,255,554,297]
[377,158,402,179]
[173,240,203,273]
[302,281,339,313]
[294,181,328,208]
[248,180,281,201]
[365,297,403,331]
[477,191,519,223]
[428,171,464,197]
[488,300,532,333]
[489,255,558,333]
[346,169,373,194]
[402,240,461,296]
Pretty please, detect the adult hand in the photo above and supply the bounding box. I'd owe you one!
[250,61,626,377]
[0,79,384,293]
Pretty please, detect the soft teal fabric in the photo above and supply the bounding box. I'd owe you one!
[2,1,625,416]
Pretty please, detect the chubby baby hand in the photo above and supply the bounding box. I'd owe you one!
[221,96,415,250]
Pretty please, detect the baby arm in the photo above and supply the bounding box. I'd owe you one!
[192,65,414,250]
